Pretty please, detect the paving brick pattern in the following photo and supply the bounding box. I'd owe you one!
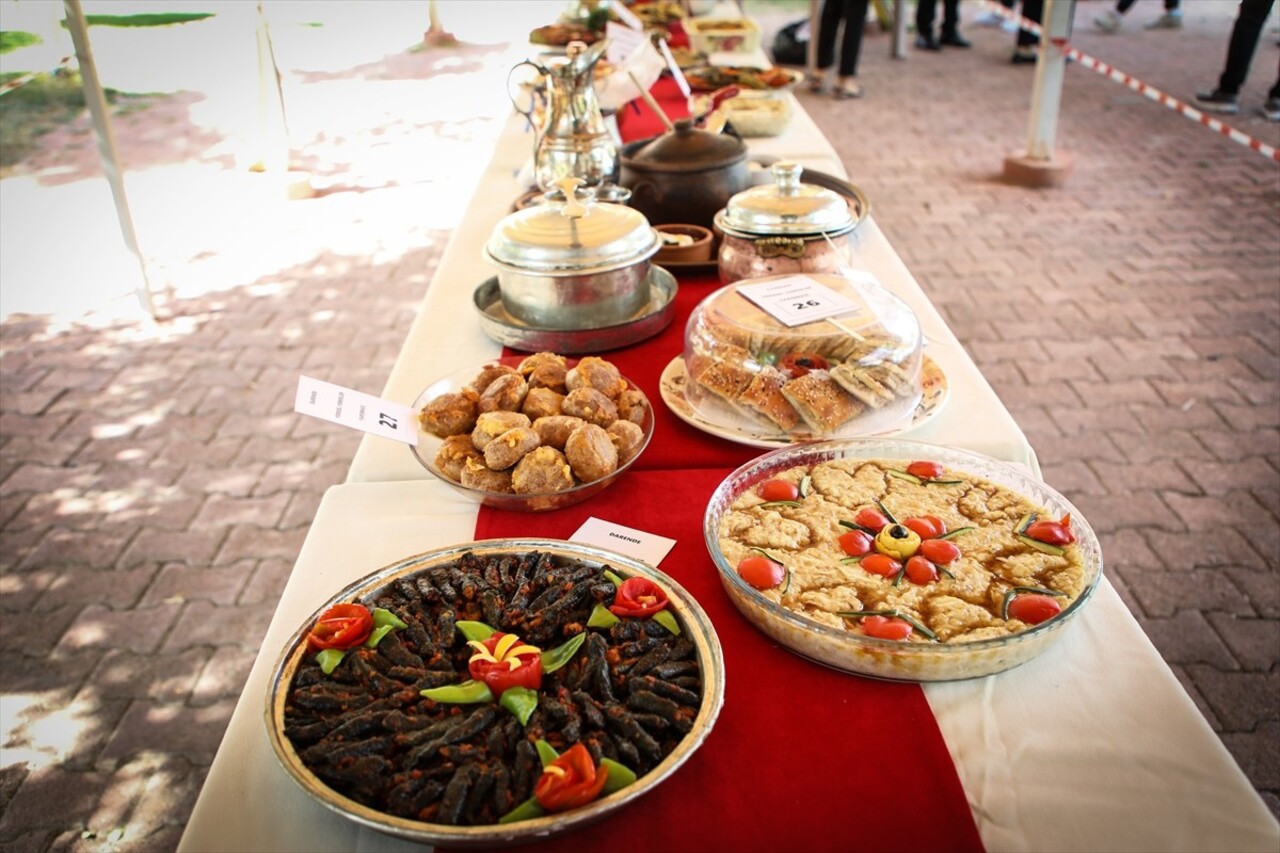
[0,1,1276,848]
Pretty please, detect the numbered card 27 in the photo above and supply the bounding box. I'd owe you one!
[735,275,861,328]
[294,376,418,445]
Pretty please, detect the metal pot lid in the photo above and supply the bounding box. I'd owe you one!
[717,161,855,236]
[486,178,660,272]
[622,118,748,173]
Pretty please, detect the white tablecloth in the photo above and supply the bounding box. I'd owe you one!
[181,9,1280,849]
[179,481,1279,853]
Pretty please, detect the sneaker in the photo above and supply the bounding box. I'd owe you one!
[1093,11,1121,33]
[1011,48,1037,65]
[1263,98,1280,122]
[940,32,972,48]
[916,34,941,51]
[1146,11,1183,29]
[1195,89,1239,114]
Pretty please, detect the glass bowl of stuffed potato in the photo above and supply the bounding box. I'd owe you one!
[411,354,653,512]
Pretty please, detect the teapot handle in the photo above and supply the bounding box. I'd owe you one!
[507,60,546,137]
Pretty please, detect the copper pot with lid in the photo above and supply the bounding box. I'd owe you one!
[714,161,861,283]
[619,118,751,229]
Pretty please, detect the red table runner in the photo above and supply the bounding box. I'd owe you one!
[467,77,984,851]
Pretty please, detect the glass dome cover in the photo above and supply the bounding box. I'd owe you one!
[716,162,855,238]
[681,272,923,438]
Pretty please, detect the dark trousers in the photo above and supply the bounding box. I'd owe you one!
[817,0,871,77]
[1216,0,1279,98]
[916,0,961,39]
[1115,0,1179,12]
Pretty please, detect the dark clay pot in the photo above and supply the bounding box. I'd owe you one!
[619,119,751,230]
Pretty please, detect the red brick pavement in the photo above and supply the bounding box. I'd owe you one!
[1,1,1277,848]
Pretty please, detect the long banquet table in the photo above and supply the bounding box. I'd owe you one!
[179,19,1280,853]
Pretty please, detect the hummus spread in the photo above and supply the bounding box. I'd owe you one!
[717,459,1088,643]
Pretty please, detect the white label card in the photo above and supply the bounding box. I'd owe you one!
[294,376,418,445]
[606,22,646,64]
[735,274,861,328]
[655,36,691,97]
[570,518,677,567]
[612,2,644,30]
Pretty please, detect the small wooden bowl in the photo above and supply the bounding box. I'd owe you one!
[654,224,714,264]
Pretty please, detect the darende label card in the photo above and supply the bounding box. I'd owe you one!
[570,517,677,567]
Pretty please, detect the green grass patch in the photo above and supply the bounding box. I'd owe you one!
[82,12,214,28]
[0,69,125,169]
[1,31,43,54]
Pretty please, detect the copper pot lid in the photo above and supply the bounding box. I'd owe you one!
[715,162,855,237]
[486,178,659,273]
[622,118,748,173]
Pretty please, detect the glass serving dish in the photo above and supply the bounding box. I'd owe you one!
[703,438,1104,681]
[681,273,923,441]
[410,356,654,513]
[264,539,725,847]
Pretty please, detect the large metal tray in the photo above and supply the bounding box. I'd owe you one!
[473,265,677,354]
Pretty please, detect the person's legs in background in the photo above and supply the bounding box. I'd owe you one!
[1012,0,1042,63]
[940,0,971,47]
[811,0,844,93]
[916,0,941,50]
[1195,0,1277,114]
[835,0,870,98]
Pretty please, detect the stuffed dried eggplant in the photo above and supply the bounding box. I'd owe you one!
[281,550,703,827]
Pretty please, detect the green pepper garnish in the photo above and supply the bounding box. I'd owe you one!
[600,757,637,794]
[498,685,539,726]
[587,603,620,629]
[421,679,495,704]
[455,620,496,642]
[363,624,395,648]
[650,609,681,636]
[603,570,625,589]
[499,796,546,824]
[540,632,586,674]
[315,648,346,675]
[371,608,407,630]
[535,739,559,767]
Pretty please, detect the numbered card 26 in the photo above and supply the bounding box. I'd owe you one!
[735,275,861,328]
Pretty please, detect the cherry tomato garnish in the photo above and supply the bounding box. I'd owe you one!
[779,352,830,378]
[903,515,946,539]
[737,555,786,590]
[306,603,374,651]
[1024,514,1076,546]
[905,555,939,585]
[838,529,874,557]
[854,507,890,532]
[1007,593,1062,625]
[919,538,961,565]
[907,461,945,480]
[860,554,902,578]
[860,615,913,641]
[759,478,800,502]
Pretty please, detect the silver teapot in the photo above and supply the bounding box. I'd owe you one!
[510,40,619,191]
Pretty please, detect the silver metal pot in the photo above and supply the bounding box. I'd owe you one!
[485,178,660,330]
[714,162,858,283]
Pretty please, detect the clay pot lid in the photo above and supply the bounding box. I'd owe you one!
[622,119,748,173]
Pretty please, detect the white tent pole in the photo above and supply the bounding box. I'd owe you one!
[1024,0,1073,160]
[892,0,907,59]
[62,0,158,319]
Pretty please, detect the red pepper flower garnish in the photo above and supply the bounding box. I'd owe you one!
[307,603,374,651]
[534,743,609,812]
[609,577,670,618]
[1024,514,1076,546]
[467,632,543,696]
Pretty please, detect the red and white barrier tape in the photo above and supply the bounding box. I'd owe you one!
[0,56,75,98]
[979,0,1280,164]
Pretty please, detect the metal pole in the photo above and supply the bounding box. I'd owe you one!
[892,0,907,59]
[61,0,157,318]
[807,0,820,81]
[1023,0,1073,160]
